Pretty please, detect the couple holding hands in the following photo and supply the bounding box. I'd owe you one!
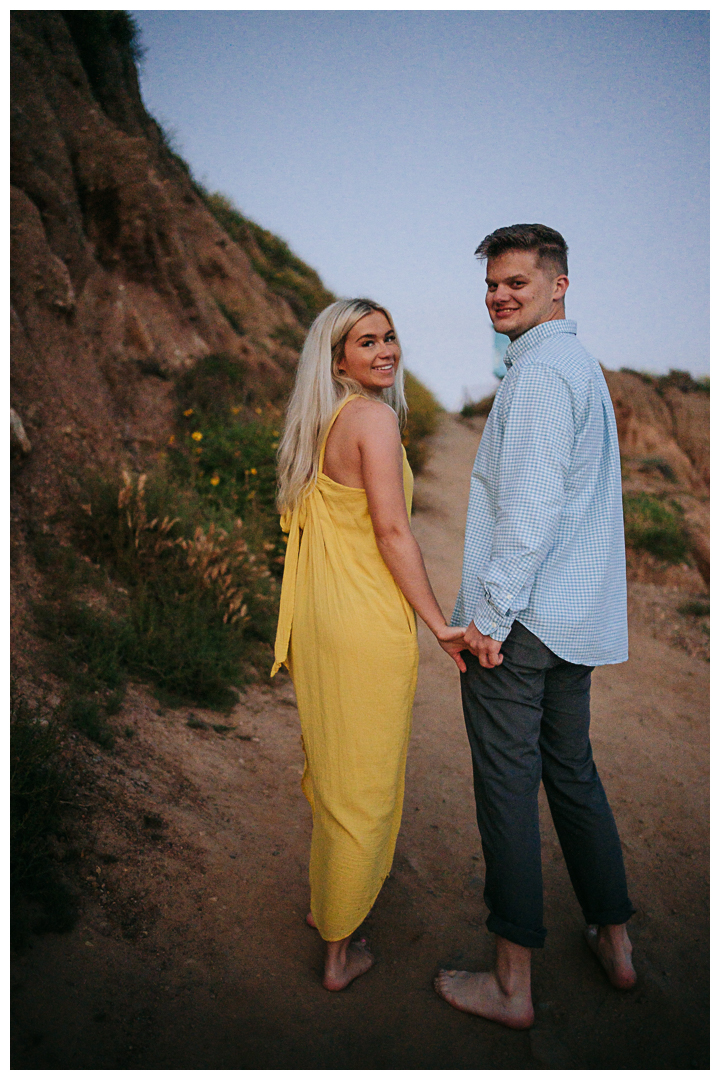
[272,223,635,1029]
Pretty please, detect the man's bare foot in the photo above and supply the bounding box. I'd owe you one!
[306,912,317,929]
[584,924,637,990]
[434,969,534,1029]
[323,938,375,991]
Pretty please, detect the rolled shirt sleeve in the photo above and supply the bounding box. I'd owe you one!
[472,365,574,640]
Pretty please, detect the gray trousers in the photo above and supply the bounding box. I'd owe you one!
[460,620,634,949]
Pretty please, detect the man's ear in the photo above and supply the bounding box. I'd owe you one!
[553,275,569,302]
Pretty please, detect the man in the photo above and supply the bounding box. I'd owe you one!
[435,224,636,1029]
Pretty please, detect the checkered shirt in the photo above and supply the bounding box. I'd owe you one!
[452,319,628,666]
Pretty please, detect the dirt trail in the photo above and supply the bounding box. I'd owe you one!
[12,416,709,1070]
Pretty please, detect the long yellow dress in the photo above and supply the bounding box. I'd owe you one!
[272,395,419,941]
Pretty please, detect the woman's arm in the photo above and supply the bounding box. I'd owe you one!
[356,401,467,671]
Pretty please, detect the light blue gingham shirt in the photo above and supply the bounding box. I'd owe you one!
[452,319,628,666]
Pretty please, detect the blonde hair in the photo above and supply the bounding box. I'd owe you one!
[276,298,407,513]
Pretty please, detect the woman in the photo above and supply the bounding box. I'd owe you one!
[272,298,465,991]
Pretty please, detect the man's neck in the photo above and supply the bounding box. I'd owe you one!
[507,306,566,342]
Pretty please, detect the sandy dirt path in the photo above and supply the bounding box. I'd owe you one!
[12,416,709,1070]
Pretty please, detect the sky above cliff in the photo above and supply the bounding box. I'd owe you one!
[132,9,709,409]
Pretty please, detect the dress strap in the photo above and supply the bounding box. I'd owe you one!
[318,393,361,474]
[272,393,360,677]
[271,503,303,676]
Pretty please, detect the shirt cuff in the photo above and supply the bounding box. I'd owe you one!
[472,593,514,641]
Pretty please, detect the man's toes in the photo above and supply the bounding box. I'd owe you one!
[434,971,459,1002]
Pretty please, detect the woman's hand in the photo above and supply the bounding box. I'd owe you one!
[434,625,468,673]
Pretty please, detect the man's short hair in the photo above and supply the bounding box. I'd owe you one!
[475,224,568,277]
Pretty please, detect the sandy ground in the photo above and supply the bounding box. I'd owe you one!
[11,415,709,1070]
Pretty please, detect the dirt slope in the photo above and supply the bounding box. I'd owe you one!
[11,415,709,1070]
[11,11,330,521]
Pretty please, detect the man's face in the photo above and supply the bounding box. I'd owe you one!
[484,249,569,341]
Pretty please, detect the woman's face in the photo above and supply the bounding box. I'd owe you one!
[337,311,400,395]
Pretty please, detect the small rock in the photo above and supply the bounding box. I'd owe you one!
[10,408,31,454]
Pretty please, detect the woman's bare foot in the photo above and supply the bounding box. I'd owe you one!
[306,912,317,929]
[584,924,637,990]
[434,969,534,1029]
[323,937,375,991]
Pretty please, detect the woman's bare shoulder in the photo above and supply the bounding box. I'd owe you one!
[338,396,399,432]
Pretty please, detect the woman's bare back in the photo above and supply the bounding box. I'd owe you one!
[322,397,398,489]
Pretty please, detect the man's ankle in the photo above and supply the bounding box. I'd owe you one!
[599,922,630,947]
[494,935,532,995]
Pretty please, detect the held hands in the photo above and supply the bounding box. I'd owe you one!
[434,624,469,673]
[434,622,504,672]
[462,621,504,668]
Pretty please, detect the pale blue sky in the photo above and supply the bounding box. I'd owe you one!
[132,10,709,408]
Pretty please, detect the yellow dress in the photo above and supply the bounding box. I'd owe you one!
[272,395,419,941]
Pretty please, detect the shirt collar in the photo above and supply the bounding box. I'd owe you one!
[504,319,577,370]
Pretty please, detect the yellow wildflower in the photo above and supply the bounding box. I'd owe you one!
[183,408,193,417]
[272,430,279,437]
[168,434,175,445]
[254,407,262,415]
[231,406,241,415]
[210,475,220,486]
[250,467,257,475]
[191,431,203,442]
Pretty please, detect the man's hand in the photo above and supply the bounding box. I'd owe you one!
[463,621,504,668]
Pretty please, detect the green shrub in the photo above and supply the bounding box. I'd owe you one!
[70,467,278,709]
[638,456,677,482]
[30,352,285,713]
[620,368,657,385]
[271,324,306,353]
[34,600,129,694]
[678,600,710,618]
[657,369,710,395]
[68,696,114,750]
[403,371,442,473]
[11,687,77,944]
[460,393,496,419]
[175,353,248,419]
[620,367,710,395]
[623,493,689,564]
[11,690,66,886]
[170,354,285,570]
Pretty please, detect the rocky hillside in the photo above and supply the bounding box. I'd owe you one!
[10,11,333,506]
[602,369,709,586]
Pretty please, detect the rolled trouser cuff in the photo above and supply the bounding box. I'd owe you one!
[584,902,636,927]
[486,911,547,949]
